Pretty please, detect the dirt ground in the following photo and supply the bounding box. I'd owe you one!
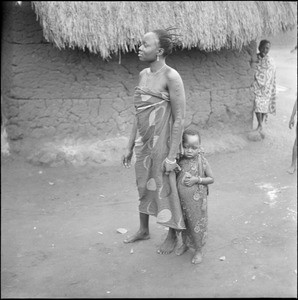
[1,47,297,298]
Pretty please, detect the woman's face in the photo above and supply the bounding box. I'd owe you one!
[138,32,160,62]
[259,42,271,57]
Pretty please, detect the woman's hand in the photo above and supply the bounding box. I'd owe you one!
[162,159,181,175]
[122,149,133,168]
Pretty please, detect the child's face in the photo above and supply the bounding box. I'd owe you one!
[183,134,200,158]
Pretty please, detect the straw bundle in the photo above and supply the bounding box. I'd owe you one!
[31,1,297,59]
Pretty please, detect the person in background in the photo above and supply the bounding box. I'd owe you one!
[252,40,276,137]
[122,28,186,254]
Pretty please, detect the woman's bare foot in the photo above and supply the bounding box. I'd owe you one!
[287,165,296,174]
[191,250,203,264]
[175,243,188,256]
[123,230,150,243]
[157,230,177,254]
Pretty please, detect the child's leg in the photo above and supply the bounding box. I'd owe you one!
[192,248,203,264]
[175,230,188,256]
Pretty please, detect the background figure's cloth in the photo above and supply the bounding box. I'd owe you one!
[133,86,185,230]
[176,153,209,250]
[252,54,277,114]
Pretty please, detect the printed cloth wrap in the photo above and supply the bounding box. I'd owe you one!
[252,54,277,114]
[133,86,185,230]
[176,152,209,250]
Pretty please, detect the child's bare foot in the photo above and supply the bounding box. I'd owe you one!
[123,230,150,243]
[191,250,203,264]
[287,165,296,174]
[175,244,188,256]
[157,232,177,254]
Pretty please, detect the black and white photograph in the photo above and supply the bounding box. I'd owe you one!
[1,1,297,298]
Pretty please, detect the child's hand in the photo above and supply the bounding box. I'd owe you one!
[184,174,199,187]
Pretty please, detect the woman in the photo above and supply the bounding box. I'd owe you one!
[252,40,277,135]
[122,28,186,254]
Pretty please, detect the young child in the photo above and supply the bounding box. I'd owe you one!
[175,128,214,264]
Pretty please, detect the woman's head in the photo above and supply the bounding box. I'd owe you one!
[152,29,174,57]
[138,28,178,62]
[182,128,201,158]
[258,40,271,57]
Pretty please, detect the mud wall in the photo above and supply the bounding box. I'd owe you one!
[1,2,255,142]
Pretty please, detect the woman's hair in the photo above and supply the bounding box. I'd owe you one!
[152,27,181,57]
[182,128,201,144]
[258,39,271,51]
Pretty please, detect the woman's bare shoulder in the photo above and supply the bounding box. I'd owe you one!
[164,67,183,87]
[139,68,149,76]
[165,66,181,79]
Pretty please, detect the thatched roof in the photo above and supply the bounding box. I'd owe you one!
[31,1,297,59]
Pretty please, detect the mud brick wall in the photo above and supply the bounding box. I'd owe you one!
[1,2,256,141]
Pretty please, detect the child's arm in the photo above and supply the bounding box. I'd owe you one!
[199,160,214,185]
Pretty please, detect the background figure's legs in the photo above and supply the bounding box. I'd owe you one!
[255,112,263,131]
[263,113,268,124]
[157,227,177,254]
[124,212,150,243]
[287,135,297,174]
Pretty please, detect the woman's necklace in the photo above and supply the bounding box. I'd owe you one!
[145,64,167,87]
[149,64,167,76]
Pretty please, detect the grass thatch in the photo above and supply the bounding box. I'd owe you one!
[31,1,297,59]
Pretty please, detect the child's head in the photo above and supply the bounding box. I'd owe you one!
[182,128,201,158]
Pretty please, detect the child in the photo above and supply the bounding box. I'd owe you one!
[175,128,214,264]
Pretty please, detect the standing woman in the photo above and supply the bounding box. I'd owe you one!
[122,28,186,254]
[252,39,277,135]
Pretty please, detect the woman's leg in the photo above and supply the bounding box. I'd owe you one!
[123,212,150,243]
[175,230,188,255]
[157,227,177,254]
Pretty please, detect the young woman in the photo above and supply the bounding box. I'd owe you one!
[122,28,186,254]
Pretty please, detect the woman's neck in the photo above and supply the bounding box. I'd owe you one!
[149,58,166,73]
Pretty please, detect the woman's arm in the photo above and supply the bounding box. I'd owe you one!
[166,69,186,161]
[122,113,137,168]
[127,117,137,151]
[122,71,144,168]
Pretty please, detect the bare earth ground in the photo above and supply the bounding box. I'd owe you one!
[1,47,297,298]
